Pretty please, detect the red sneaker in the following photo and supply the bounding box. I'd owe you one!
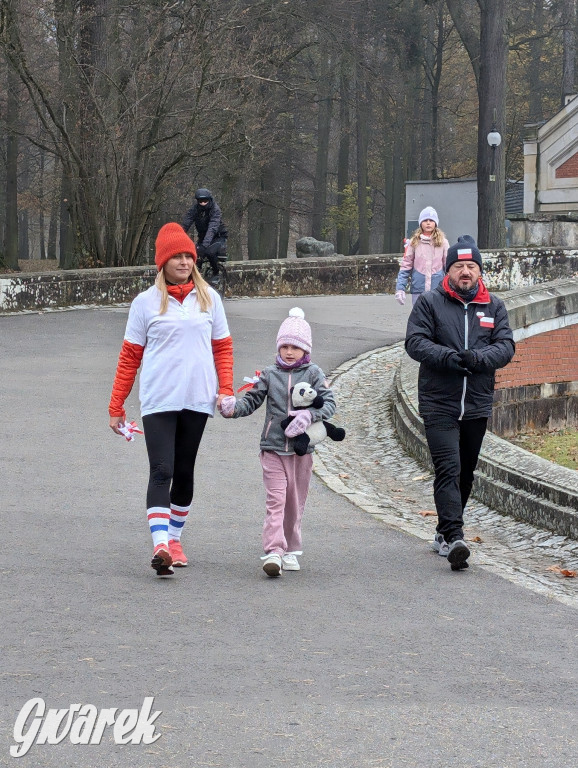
[168,539,188,567]
[151,544,174,576]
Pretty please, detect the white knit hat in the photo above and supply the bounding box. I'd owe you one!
[418,206,439,226]
[276,307,312,354]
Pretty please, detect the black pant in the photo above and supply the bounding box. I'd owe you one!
[142,410,208,509]
[197,239,226,275]
[423,415,487,542]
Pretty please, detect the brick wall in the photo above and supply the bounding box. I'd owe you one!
[496,326,578,388]
[556,151,578,178]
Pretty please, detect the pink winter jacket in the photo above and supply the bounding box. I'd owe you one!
[395,234,449,295]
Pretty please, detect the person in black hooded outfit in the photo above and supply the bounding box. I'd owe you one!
[182,188,228,276]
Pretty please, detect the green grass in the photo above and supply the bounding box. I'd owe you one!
[509,429,578,471]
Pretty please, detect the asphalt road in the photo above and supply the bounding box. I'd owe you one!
[0,295,576,767]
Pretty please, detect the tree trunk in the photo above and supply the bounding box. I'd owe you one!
[477,0,507,249]
[562,0,577,104]
[4,62,19,270]
[278,134,293,259]
[18,145,29,259]
[55,0,80,268]
[39,149,47,259]
[48,168,59,262]
[421,10,434,179]
[259,164,279,259]
[445,0,481,88]
[247,194,261,260]
[220,162,245,262]
[356,67,370,255]
[528,0,544,121]
[59,166,76,268]
[311,54,333,240]
[336,62,350,255]
[383,128,405,254]
[429,6,445,179]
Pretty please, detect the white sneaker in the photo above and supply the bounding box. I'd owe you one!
[261,553,282,577]
[433,533,449,557]
[282,553,300,571]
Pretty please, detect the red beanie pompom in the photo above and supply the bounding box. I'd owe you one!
[155,223,197,271]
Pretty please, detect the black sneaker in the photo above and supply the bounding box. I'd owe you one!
[447,539,470,571]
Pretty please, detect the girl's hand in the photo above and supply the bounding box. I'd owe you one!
[219,395,237,418]
[395,290,406,306]
[284,410,312,437]
[109,415,125,435]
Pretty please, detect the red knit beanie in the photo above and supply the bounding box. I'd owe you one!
[155,223,197,271]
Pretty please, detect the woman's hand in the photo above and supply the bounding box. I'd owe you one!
[219,395,237,418]
[109,415,125,435]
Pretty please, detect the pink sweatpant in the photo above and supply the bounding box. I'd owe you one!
[260,450,313,555]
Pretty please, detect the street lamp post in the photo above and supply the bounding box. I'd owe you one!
[487,125,502,182]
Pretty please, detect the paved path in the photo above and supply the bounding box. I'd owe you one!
[0,295,576,768]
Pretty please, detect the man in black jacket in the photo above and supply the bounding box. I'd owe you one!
[405,236,515,571]
[182,188,227,276]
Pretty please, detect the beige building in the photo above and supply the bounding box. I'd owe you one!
[524,95,578,214]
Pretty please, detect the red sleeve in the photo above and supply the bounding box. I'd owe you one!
[212,335,234,396]
[108,340,144,417]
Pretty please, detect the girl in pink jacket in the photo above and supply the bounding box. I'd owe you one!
[395,206,449,305]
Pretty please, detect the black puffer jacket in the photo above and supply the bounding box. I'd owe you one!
[182,198,226,247]
[405,278,515,420]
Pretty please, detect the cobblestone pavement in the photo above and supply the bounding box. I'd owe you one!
[315,343,578,609]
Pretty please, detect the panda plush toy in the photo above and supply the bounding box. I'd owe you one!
[280,381,345,456]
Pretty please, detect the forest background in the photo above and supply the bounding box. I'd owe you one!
[0,0,577,270]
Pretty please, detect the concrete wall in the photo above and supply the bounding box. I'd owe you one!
[1,249,578,314]
[509,214,578,247]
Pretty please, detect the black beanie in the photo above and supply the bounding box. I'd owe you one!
[445,235,483,273]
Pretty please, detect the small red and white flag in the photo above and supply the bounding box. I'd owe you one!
[237,370,261,393]
[479,315,494,328]
[457,249,473,260]
[118,420,144,441]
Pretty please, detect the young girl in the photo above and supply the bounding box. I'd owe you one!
[109,223,234,576]
[219,308,337,578]
[395,206,449,306]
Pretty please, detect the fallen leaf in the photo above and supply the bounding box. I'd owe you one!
[469,536,483,543]
[412,475,429,481]
[546,565,577,578]
[339,473,349,479]
[418,510,437,517]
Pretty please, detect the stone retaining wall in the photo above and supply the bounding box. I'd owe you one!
[391,278,578,539]
[1,248,578,313]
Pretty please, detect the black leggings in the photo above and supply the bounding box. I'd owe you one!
[142,410,208,509]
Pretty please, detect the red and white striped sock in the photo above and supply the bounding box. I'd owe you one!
[168,503,190,541]
[147,507,170,549]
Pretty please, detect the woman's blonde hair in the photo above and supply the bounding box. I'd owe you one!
[155,261,212,314]
[410,225,445,248]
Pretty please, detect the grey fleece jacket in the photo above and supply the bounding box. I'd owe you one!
[232,361,336,454]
